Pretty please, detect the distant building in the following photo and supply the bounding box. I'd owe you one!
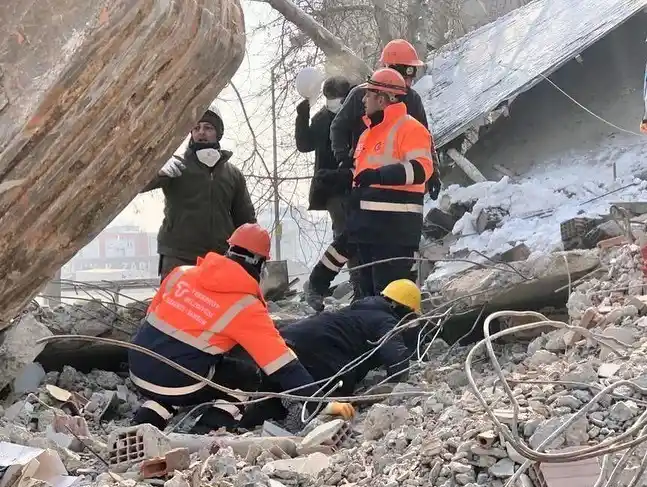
[64,225,157,279]
[66,205,333,283]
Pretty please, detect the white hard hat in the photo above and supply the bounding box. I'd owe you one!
[296,67,325,100]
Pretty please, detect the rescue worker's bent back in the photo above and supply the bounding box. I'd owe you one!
[129,223,355,432]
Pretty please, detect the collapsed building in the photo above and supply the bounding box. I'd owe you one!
[1,227,646,487]
[4,1,647,487]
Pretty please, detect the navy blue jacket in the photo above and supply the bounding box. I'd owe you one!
[279,296,411,395]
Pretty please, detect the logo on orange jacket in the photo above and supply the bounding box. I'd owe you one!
[174,281,191,298]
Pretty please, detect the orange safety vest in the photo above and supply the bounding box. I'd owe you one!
[350,102,434,245]
[145,253,296,376]
[354,102,433,195]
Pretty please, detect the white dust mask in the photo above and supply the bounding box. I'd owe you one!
[326,98,343,113]
[196,148,221,167]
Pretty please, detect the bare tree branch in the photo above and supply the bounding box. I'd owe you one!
[262,0,372,82]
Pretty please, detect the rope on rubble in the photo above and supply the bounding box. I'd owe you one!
[464,310,647,487]
[35,334,441,405]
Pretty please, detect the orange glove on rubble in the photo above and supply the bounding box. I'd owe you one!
[322,402,356,420]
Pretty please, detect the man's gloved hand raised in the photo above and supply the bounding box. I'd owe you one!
[427,170,442,200]
[322,402,356,420]
[296,99,310,117]
[314,168,353,191]
[354,168,382,188]
[159,156,185,178]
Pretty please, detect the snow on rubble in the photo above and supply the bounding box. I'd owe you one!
[425,140,647,279]
[1,242,647,486]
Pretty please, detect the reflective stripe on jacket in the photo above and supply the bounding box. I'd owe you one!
[144,254,296,376]
[347,102,433,246]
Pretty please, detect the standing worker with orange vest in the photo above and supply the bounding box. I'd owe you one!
[128,223,355,432]
[304,39,441,309]
[346,68,434,296]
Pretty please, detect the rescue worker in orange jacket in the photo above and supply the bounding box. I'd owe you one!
[129,223,355,432]
[331,68,434,297]
[305,39,441,310]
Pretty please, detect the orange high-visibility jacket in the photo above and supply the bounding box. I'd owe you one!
[349,102,434,246]
[145,252,296,376]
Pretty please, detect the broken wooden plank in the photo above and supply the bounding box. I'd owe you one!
[446,148,488,183]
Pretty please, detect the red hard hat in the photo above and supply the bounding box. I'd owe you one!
[227,223,271,259]
[380,39,424,67]
[359,68,407,95]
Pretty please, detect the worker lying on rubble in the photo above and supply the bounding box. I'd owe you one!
[238,279,423,428]
[128,223,355,432]
[141,105,256,281]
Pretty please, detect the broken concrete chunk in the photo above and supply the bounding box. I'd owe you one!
[598,363,621,378]
[12,362,46,395]
[299,419,347,450]
[475,430,497,448]
[505,443,527,464]
[0,315,52,392]
[261,452,330,478]
[107,424,171,470]
[609,401,638,422]
[449,461,472,474]
[164,473,191,487]
[362,405,407,441]
[489,458,515,477]
[525,349,559,367]
[562,363,597,384]
[529,415,588,450]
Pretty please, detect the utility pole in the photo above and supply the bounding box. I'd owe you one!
[270,67,282,260]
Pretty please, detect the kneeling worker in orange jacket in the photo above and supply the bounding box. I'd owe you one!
[129,223,355,431]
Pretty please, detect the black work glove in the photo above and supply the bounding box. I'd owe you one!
[314,168,353,191]
[427,170,442,200]
[337,155,354,170]
[296,99,310,117]
[354,168,382,188]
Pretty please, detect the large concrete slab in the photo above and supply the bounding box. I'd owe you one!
[0,0,245,330]
[429,250,600,342]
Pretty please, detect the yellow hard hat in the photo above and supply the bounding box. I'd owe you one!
[381,279,421,314]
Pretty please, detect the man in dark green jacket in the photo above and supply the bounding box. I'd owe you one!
[142,106,256,280]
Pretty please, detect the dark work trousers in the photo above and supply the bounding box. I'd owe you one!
[309,196,361,297]
[326,195,348,238]
[158,255,197,281]
[354,244,418,298]
[132,354,261,432]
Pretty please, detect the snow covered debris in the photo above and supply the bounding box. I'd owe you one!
[426,144,647,281]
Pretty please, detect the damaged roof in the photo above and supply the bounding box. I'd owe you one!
[415,0,647,148]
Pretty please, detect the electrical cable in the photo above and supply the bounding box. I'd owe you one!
[35,334,438,405]
[464,311,647,487]
[498,61,646,138]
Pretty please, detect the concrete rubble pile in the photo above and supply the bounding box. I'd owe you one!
[2,241,647,487]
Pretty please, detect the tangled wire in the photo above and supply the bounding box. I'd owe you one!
[466,310,647,487]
